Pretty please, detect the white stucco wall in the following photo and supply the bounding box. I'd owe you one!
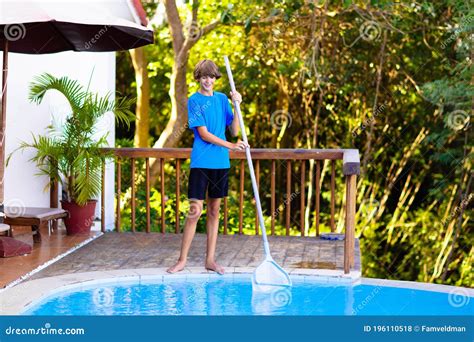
[1,51,116,231]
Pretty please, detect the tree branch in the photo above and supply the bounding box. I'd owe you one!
[177,20,221,64]
[164,0,185,55]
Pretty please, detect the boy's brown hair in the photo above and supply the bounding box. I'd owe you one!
[193,59,222,80]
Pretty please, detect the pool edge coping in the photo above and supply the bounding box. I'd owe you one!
[0,267,360,315]
[1,268,472,315]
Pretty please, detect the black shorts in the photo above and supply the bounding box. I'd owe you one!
[188,168,229,200]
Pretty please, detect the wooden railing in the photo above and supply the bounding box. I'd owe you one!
[99,148,360,274]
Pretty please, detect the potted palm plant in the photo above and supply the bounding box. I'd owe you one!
[10,73,133,235]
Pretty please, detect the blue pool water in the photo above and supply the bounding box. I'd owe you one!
[24,276,473,316]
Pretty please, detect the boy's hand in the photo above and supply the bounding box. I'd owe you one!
[230,140,249,151]
[230,91,242,105]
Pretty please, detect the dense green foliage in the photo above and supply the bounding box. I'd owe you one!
[116,1,472,287]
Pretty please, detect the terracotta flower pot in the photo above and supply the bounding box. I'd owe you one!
[61,200,97,235]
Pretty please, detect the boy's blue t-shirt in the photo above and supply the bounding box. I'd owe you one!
[188,91,234,169]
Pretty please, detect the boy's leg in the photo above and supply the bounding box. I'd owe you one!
[204,168,229,274]
[167,199,203,273]
[205,197,224,274]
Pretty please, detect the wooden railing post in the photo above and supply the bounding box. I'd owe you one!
[314,161,321,236]
[131,158,136,233]
[146,158,151,233]
[344,175,357,273]
[175,159,180,234]
[116,158,121,232]
[160,158,165,233]
[343,149,360,274]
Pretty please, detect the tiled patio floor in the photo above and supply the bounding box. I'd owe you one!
[28,233,361,280]
[0,225,101,288]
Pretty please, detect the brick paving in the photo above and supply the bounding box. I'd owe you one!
[29,232,361,279]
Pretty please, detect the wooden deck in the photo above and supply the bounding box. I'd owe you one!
[27,232,360,280]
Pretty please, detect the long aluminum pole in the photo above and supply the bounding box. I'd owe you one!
[224,56,271,258]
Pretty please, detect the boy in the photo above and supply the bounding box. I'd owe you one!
[167,59,248,274]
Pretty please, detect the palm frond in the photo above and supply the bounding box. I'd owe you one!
[18,73,133,205]
[29,73,86,114]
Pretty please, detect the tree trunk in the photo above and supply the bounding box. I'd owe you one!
[146,0,219,185]
[130,47,150,147]
[149,59,189,181]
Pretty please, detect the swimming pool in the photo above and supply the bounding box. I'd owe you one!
[23,274,473,315]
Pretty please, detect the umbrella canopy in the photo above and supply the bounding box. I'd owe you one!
[0,0,154,208]
[0,1,154,53]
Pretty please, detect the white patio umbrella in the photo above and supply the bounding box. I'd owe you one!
[0,0,154,210]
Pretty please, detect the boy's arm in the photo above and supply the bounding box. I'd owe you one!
[228,91,242,137]
[228,111,240,137]
[196,126,248,151]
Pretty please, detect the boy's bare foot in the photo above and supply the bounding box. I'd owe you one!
[167,260,186,273]
[205,261,225,275]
